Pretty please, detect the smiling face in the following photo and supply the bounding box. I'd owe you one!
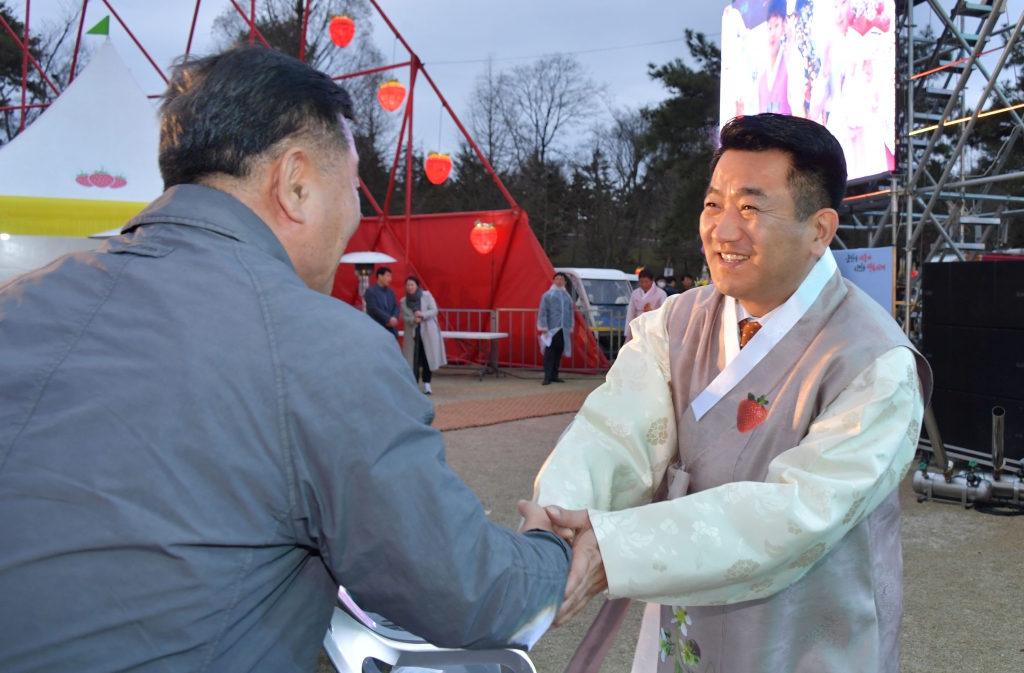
[700,149,834,316]
[405,278,419,294]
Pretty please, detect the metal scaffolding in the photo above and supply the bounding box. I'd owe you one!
[838,0,1024,341]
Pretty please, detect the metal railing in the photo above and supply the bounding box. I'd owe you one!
[495,308,614,373]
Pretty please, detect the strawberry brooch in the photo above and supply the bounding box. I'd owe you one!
[737,393,769,433]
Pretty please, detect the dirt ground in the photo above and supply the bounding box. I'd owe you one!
[319,370,1024,673]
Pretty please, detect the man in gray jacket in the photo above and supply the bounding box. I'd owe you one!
[0,47,569,672]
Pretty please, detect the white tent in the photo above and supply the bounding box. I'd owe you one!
[0,39,162,237]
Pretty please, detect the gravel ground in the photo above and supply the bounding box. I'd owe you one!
[319,370,1023,672]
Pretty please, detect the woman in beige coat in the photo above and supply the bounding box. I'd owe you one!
[400,276,447,394]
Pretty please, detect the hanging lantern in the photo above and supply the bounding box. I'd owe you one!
[377,80,406,112]
[329,16,355,47]
[470,220,497,255]
[425,152,452,185]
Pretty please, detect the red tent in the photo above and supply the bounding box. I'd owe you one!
[332,210,608,371]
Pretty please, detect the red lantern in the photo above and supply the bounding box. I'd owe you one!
[329,16,355,47]
[470,221,497,255]
[377,80,406,112]
[425,152,452,185]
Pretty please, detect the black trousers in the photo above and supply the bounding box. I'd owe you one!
[413,325,432,384]
[543,329,564,382]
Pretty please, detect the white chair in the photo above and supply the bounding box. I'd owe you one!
[322,587,537,673]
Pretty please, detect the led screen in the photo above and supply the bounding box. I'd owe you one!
[720,0,897,181]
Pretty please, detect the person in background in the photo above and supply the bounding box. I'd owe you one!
[758,0,792,115]
[680,274,696,291]
[364,266,400,338]
[624,268,667,342]
[656,275,676,296]
[401,276,447,395]
[538,271,574,386]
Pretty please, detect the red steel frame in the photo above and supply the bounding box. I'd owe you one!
[2,0,520,229]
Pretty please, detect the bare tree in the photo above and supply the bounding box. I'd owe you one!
[499,54,603,168]
[1,1,92,144]
[467,57,512,173]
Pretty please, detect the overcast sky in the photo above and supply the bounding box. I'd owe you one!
[17,0,1024,156]
[25,0,730,153]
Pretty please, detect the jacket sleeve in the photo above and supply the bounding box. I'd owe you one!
[537,293,550,331]
[400,298,414,326]
[285,305,569,650]
[390,291,401,321]
[421,293,439,321]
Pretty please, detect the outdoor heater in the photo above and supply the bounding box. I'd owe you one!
[339,251,397,312]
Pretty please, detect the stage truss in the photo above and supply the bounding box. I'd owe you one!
[836,0,1024,342]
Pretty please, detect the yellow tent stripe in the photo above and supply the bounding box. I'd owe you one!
[0,195,149,237]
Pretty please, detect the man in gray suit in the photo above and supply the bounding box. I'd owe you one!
[0,46,569,673]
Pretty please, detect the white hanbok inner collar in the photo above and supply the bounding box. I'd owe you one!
[693,249,838,421]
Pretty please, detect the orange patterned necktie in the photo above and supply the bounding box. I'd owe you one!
[739,318,762,349]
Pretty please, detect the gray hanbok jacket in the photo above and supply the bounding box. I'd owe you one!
[0,185,569,673]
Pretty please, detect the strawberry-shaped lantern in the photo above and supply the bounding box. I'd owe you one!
[737,393,769,433]
[75,172,92,187]
[377,80,406,112]
[111,175,127,189]
[470,220,497,255]
[329,16,355,47]
[425,153,452,185]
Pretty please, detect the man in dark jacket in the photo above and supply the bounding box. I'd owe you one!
[0,46,569,673]
[364,265,400,337]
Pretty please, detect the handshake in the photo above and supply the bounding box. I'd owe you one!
[518,501,608,627]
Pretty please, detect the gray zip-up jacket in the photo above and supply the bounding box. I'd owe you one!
[0,184,569,673]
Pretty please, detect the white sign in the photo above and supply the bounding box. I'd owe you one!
[834,247,895,316]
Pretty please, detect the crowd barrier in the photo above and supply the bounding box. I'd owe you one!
[423,308,622,374]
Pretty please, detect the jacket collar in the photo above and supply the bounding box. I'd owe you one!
[123,184,294,271]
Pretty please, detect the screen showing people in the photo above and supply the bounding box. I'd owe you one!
[720,0,896,181]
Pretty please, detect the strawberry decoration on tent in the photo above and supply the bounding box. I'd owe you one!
[90,171,114,188]
[737,393,769,433]
[75,170,127,188]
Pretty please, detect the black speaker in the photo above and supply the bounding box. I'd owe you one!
[921,325,1024,400]
[922,260,1024,330]
[926,389,1024,463]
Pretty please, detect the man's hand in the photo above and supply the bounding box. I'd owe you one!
[517,500,553,534]
[546,506,607,627]
[388,317,399,328]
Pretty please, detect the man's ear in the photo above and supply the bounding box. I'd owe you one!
[272,147,313,225]
[810,207,839,256]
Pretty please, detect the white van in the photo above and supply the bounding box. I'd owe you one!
[555,267,638,354]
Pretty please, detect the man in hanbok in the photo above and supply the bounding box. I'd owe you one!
[535,113,930,672]
[625,269,668,342]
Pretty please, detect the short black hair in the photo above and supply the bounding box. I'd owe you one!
[768,0,787,20]
[655,275,667,282]
[711,113,847,220]
[376,266,392,277]
[638,269,655,280]
[405,275,420,288]
[159,46,356,188]
[682,274,695,282]
[553,272,568,281]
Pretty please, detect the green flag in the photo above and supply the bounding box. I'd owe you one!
[86,16,109,36]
